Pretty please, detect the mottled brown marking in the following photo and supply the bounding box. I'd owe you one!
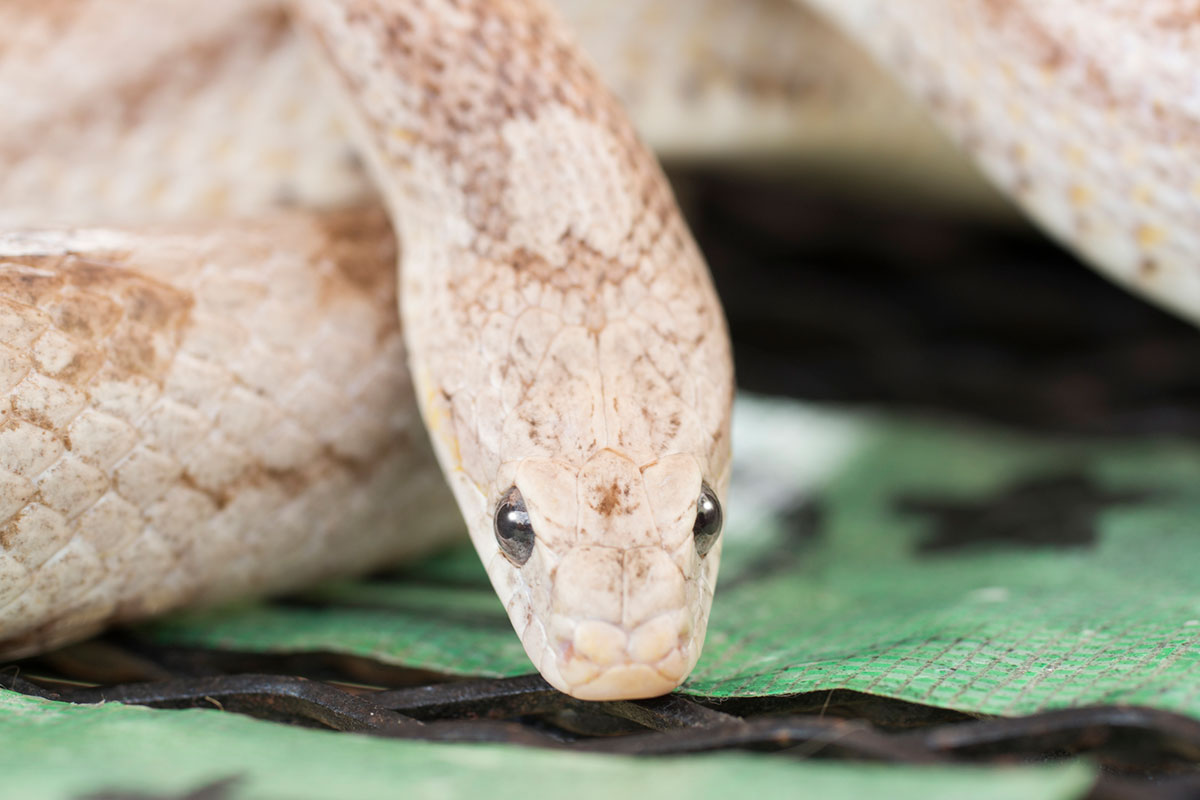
[10,258,198,382]
[41,343,105,385]
[177,436,388,514]
[1150,8,1200,30]
[48,290,123,339]
[630,557,650,583]
[0,7,292,153]
[313,205,399,295]
[979,0,1067,71]
[518,408,545,447]
[58,259,192,334]
[0,261,65,306]
[595,479,621,516]
[594,478,636,517]
[11,398,59,432]
[172,470,227,511]
[60,260,129,290]
[0,0,88,44]
[508,239,636,294]
[976,0,1200,144]
[314,0,678,276]
[119,283,187,330]
[104,325,163,376]
[0,511,26,549]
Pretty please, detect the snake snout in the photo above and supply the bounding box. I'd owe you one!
[534,545,703,700]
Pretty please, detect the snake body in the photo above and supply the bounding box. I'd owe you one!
[1,0,1197,700]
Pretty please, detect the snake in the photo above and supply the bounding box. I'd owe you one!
[0,0,1196,701]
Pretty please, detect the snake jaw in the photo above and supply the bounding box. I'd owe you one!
[534,565,716,701]
[533,605,705,701]
[561,664,685,703]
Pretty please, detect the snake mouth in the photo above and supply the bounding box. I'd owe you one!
[563,663,684,701]
[535,611,698,701]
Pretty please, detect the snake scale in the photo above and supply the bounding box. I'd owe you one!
[0,0,1196,700]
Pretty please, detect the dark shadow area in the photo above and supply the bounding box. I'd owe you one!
[896,473,1159,553]
[670,167,1200,439]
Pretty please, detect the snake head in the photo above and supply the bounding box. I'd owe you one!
[401,239,733,700]
[487,449,727,700]
[410,303,733,702]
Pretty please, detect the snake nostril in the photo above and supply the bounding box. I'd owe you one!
[494,485,535,565]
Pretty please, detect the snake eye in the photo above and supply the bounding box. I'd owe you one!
[693,482,722,556]
[494,486,535,565]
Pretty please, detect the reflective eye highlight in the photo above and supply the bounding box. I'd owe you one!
[693,482,722,556]
[494,486,535,565]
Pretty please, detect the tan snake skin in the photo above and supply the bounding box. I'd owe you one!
[806,1,1200,324]
[1,0,1197,700]
[0,209,460,657]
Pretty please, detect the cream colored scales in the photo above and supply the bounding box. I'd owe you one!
[0,0,1195,700]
